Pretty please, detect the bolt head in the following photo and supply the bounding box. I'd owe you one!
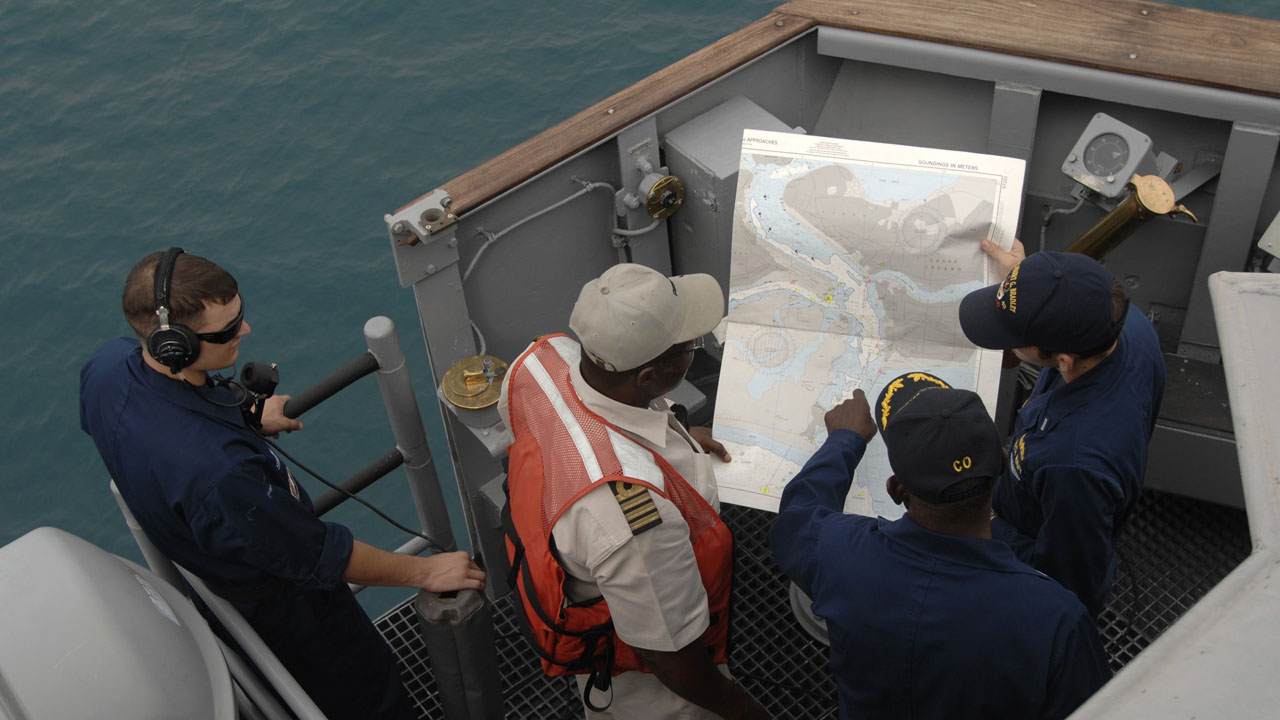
[393,221,406,233]
[426,264,437,274]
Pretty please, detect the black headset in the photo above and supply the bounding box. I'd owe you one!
[147,247,202,374]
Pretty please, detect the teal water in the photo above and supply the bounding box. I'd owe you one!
[1,1,1274,615]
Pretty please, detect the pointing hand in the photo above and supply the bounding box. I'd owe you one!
[825,390,877,441]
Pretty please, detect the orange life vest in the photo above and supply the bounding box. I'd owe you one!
[503,334,732,684]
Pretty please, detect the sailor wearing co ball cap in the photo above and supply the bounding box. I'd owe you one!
[958,249,1165,617]
[770,372,1110,720]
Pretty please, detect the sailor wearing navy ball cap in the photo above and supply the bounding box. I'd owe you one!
[959,242,1166,616]
[770,371,1110,720]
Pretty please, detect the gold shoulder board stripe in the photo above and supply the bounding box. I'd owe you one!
[609,481,663,535]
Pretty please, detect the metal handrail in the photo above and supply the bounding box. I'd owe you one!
[282,316,456,553]
[282,352,380,420]
[312,448,404,515]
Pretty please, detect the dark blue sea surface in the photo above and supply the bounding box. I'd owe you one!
[1,0,1274,615]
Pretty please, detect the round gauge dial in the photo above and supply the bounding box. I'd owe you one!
[1082,133,1130,177]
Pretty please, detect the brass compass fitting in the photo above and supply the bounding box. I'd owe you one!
[441,354,508,410]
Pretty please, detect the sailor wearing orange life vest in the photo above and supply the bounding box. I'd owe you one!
[499,264,769,720]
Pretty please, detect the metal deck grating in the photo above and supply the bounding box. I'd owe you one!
[1096,489,1252,671]
[376,489,1251,718]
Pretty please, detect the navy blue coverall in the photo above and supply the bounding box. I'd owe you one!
[771,430,1110,720]
[992,305,1166,616]
[80,338,414,720]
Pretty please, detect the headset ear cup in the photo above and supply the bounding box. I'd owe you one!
[147,324,200,373]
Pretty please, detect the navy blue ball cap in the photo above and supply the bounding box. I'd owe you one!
[874,371,1002,504]
[958,252,1117,353]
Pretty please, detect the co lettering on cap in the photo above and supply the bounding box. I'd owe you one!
[952,456,973,473]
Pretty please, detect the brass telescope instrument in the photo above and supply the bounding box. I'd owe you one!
[1066,174,1198,260]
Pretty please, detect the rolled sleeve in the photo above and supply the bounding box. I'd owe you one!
[189,456,353,590]
[770,430,868,594]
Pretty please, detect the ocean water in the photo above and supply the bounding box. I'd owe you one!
[1,0,1274,615]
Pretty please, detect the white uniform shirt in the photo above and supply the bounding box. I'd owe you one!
[499,342,725,719]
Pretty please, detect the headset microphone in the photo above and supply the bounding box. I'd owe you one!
[238,361,279,429]
[206,361,279,430]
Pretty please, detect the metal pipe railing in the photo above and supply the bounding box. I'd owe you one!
[278,317,456,551]
[312,448,404,515]
[283,351,380,419]
[363,316,457,553]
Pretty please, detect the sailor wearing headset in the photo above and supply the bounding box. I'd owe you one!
[80,248,484,719]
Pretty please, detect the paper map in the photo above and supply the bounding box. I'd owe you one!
[712,130,1024,516]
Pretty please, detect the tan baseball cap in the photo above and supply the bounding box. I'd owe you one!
[569,264,724,372]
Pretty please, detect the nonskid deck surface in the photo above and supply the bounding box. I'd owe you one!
[375,490,1250,719]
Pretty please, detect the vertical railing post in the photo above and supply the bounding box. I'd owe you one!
[363,316,457,553]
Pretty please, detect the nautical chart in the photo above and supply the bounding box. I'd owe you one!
[712,130,1025,517]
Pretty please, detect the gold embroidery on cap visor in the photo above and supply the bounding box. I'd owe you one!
[879,378,905,428]
[879,372,951,428]
[996,264,1020,313]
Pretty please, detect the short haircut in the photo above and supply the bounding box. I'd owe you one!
[908,477,994,520]
[122,251,238,340]
[1041,280,1129,359]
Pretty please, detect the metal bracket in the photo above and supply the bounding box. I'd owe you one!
[1258,207,1280,261]
[1168,157,1224,201]
[385,189,458,243]
[385,189,461,287]
[434,386,512,460]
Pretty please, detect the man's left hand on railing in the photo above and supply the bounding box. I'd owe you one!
[415,551,486,593]
[259,394,303,437]
[345,541,486,593]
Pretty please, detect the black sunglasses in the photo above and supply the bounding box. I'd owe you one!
[195,304,245,344]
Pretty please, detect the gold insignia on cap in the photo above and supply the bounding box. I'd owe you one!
[879,377,905,428]
[880,373,950,427]
[996,264,1020,314]
[610,481,662,535]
